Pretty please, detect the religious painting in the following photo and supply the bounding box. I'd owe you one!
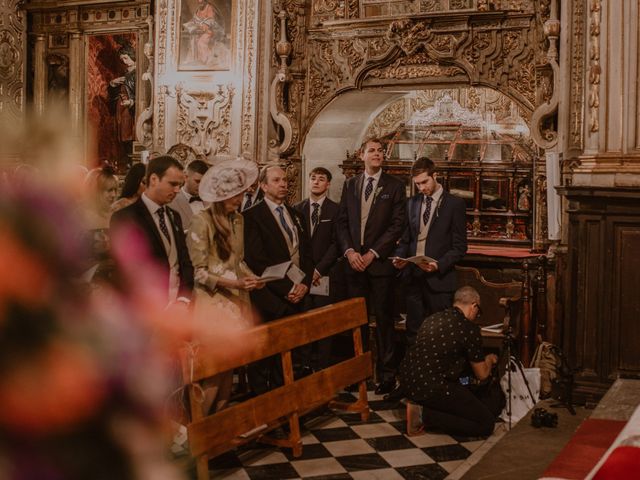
[178,0,233,70]
[47,53,69,105]
[86,33,137,172]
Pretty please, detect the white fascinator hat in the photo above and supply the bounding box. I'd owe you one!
[199,157,259,203]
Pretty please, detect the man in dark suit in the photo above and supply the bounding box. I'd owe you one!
[294,167,344,370]
[241,178,263,211]
[393,157,467,346]
[111,155,194,304]
[336,137,407,394]
[244,165,314,392]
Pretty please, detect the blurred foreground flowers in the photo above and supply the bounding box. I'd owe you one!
[0,112,256,479]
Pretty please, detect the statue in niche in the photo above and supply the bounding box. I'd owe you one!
[47,54,69,104]
[108,45,136,159]
[518,184,531,211]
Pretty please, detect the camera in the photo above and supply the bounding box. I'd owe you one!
[531,408,558,428]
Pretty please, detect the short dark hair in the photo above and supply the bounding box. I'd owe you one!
[411,157,436,178]
[359,136,384,153]
[258,164,285,185]
[309,167,332,182]
[186,159,209,176]
[120,162,146,198]
[146,155,183,183]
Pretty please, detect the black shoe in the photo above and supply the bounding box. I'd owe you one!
[375,379,395,395]
[383,384,404,402]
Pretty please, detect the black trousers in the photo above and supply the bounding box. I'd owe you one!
[420,382,503,437]
[405,280,453,346]
[345,268,396,382]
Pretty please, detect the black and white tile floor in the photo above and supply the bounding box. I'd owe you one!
[207,390,497,480]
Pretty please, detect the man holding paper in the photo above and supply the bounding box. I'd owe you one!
[244,165,313,392]
[294,167,344,370]
[244,165,313,320]
[393,157,467,345]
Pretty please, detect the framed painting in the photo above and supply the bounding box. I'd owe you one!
[177,0,234,70]
[86,33,138,171]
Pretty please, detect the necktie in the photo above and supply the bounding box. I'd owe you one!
[311,202,320,231]
[423,195,433,226]
[243,193,252,210]
[276,205,294,244]
[156,206,172,244]
[364,177,375,201]
[189,195,202,203]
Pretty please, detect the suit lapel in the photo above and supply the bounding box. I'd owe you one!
[300,199,311,233]
[260,201,289,253]
[134,199,167,258]
[368,173,386,215]
[412,195,422,234]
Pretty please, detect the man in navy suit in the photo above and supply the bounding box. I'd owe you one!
[337,137,407,394]
[111,155,194,303]
[393,157,467,345]
[244,165,314,392]
[294,167,344,370]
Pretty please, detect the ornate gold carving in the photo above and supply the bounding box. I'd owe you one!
[365,99,405,139]
[136,15,154,149]
[176,84,234,161]
[588,0,601,133]
[157,0,167,73]
[368,53,464,80]
[0,0,25,120]
[155,85,167,151]
[241,0,256,155]
[570,0,585,149]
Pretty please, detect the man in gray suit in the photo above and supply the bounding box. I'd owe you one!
[169,159,209,230]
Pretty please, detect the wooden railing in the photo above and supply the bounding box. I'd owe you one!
[180,298,372,480]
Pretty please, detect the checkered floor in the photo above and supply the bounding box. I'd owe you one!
[206,390,493,479]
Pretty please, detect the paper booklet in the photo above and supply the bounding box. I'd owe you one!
[310,276,330,296]
[286,263,306,285]
[391,255,437,264]
[259,261,292,282]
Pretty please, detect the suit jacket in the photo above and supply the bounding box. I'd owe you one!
[110,197,194,298]
[337,172,407,275]
[394,190,467,292]
[169,190,204,231]
[243,200,314,320]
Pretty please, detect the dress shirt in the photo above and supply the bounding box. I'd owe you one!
[181,187,205,215]
[264,197,298,249]
[309,195,326,235]
[415,183,444,257]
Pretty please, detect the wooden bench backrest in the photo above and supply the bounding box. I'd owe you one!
[181,298,369,383]
[456,265,524,331]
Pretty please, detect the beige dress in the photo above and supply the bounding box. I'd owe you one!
[187,208,254,412]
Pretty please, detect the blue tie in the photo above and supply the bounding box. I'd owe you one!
[156,206,171,244]
[423,195,433,226]
[364,177,375,201]
[276,205,294,244]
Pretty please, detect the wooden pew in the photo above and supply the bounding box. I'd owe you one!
[456,264,532,362]
[180,298,372,480]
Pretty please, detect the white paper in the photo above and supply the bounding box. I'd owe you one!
[391,255,437,265]
[310,276,330,296]
[259,261,292,282]
[286,263,306,284]
[481,323,504,334]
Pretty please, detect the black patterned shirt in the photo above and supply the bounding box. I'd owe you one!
[399,307,485,402]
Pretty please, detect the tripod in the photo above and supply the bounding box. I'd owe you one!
[501,324,535,430]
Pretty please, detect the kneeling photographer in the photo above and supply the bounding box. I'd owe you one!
[399,286,504,437]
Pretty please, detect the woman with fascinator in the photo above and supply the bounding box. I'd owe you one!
[187,158,264,413]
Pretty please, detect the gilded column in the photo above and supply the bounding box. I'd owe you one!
[68,32,83,136]
[33,34,46,115]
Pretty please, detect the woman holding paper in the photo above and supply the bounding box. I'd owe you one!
[187,157,264,412]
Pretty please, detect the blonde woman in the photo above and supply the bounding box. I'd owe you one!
[187,158,263,413]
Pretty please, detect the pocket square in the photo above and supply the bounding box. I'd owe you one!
[380,193,391,200]
[320,219,331,223]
